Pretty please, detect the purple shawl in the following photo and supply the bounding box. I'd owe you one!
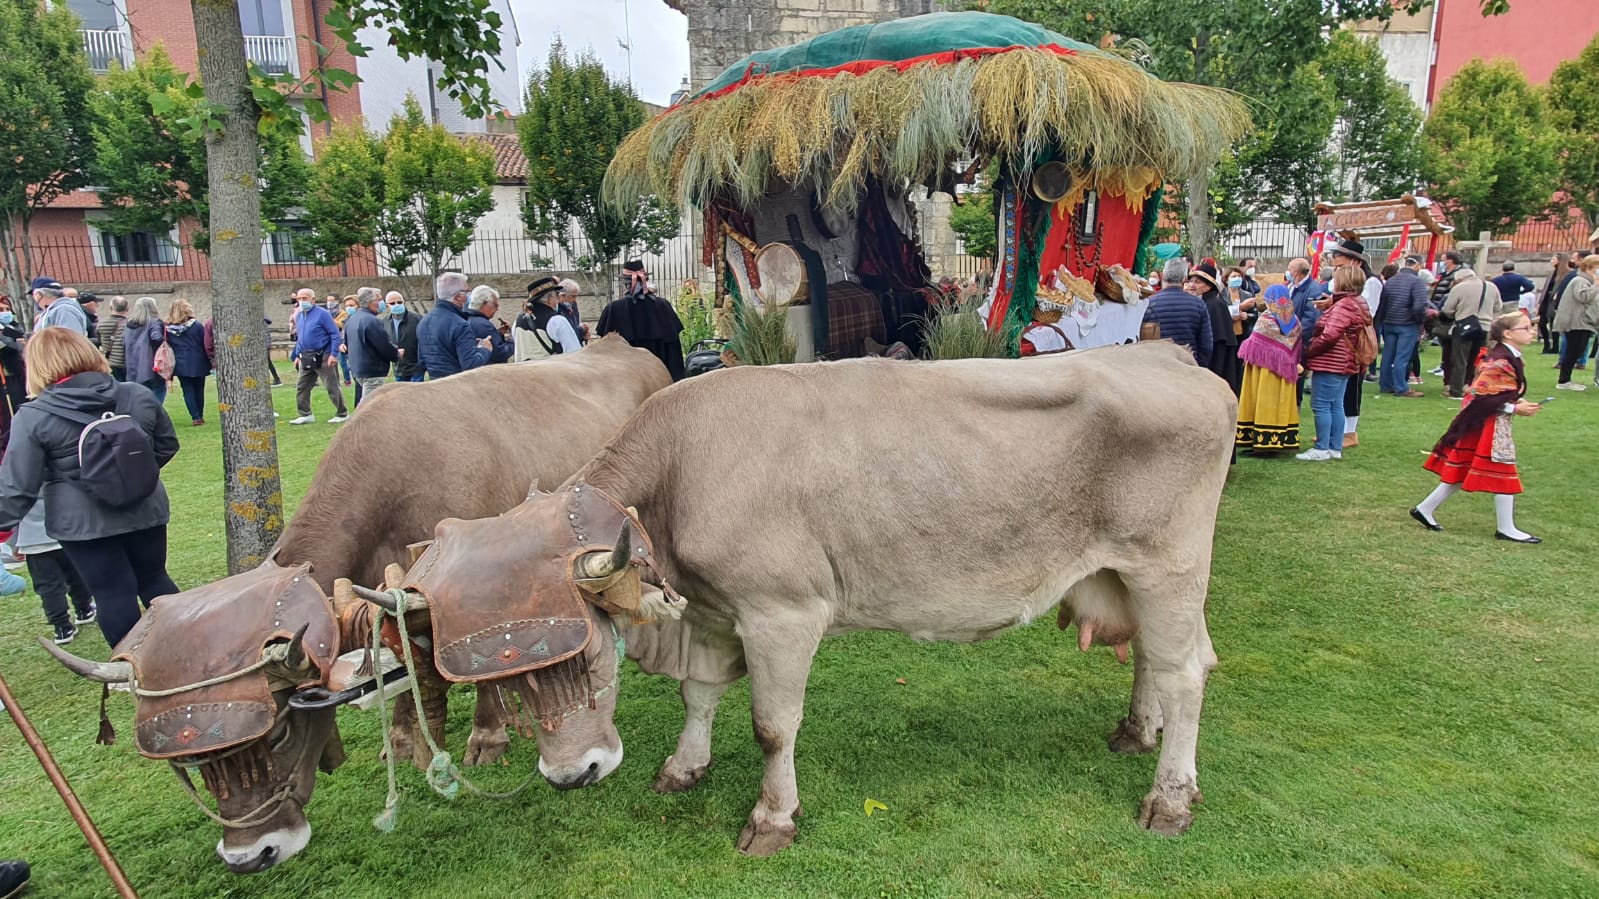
[1237,309,1302,383]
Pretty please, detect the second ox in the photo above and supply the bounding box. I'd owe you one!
[356,341,1235,855]
[42,335,670,872]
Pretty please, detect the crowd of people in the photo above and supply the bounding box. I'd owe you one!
[1144,242,1597,543]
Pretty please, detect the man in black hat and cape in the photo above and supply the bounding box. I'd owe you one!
[597,260,685,380]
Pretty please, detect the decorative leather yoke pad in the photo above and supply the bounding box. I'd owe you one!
[406,484,653,683]
[113,563,337,759]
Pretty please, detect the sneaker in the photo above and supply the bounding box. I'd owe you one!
[1556,382,1586,391]
[0,860,30,899]
[289,415,315,424]
[53,623,78,645]
[1327,450,1343,460]
[1295,449,1331,461]
[273,411,280,418]
[0,571,24,597]
[329,415,349,423]
[1428,366,1444,376]
[75,603,97,625]
[1408,376,1424,385]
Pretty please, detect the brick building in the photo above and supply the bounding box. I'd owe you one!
[26,0,522,289]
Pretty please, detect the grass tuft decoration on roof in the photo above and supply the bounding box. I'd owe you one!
[604,12,1250,215]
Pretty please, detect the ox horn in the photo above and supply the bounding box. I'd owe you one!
[37,638,133,684]
[577,520,632,580]
[272,622,312,672]
[352,583,428,613]
[526,479,541,501]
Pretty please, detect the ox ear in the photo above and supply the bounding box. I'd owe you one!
[526,479,541,502]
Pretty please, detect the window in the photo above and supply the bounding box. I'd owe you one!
[238,0,286,35]
[99,231,178,265]
[66,0,119,31]
[267,223,312,264]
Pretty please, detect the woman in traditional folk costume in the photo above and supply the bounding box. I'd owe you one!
[1235,284,1301,453]
[1411,313,1543,543]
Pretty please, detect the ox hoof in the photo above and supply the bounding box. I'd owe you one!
[1137,787,1196,837]
[653,756,711,793]
[382,724,415,767]
[736,814,798,857]
[465,727,511,767]
[1107,718,1159,755]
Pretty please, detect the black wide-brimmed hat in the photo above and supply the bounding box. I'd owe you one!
[1187,262,1220,290]
[622,259,646,273]
[526,276,561,304]
[1328,238,1367,262]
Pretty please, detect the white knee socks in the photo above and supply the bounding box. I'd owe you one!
[1344,415,1359,435]
[1495,494,1533,540]
[1415,483,1459,523]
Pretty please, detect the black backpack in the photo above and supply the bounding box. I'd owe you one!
[53,401,160,508]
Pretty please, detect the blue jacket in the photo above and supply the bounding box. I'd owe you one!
[1141,287,1213,367]
[293,305,341,359]
[1289,275,1327,342]
[1492,272,1535,306]
[122,318,165,383]
[165,319,212,378]
[417,300,489,378]
[1376,268,1430,327]
[344,307,398,378]
[464,308,513,364]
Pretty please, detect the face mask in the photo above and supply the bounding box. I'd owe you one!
[1227,277,1243,288]
[0,312,13,326]
[1244,267,1256,277]
[298,299,313,311]
[389,303,405,315]
[325,301,338,311]
[345,306,357,315]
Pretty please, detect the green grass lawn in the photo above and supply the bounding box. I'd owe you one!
[2,351,1597,898]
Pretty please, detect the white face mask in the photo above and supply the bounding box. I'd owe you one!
[1244,266,1256,277]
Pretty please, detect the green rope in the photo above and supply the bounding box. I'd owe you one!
[1132,186,1163,277]
[367,590,543,834]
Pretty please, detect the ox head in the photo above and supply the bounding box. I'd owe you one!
[40,564,346,873]
[354,482,681,791]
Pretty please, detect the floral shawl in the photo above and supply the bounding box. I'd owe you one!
[1236,285,1301,382]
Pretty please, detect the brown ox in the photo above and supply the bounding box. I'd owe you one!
[42,335,669,872]
[357,341,1234,856]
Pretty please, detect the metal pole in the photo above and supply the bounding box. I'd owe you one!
[0,669,140,899]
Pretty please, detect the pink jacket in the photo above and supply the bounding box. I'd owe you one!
[1306,294,1370,375]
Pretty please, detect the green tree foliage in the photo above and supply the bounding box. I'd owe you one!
[1421,59,1560,237]
[0,0,96,311]
[949,193,997,260]
[1321,30,1424,205]
[88,47,308,250]
[1546,33,1599,227]
[520,41,679,271]
[299,95,494,278]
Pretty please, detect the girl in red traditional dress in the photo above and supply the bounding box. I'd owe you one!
[1410,313,1543,542]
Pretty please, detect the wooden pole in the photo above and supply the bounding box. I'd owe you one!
[0,668,139,899]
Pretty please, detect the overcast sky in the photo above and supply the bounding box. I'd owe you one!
[507,0,692,108]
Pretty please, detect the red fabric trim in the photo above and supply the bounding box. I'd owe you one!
[694,44,1079,104]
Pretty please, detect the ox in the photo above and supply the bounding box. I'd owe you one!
[42,336,669,872]
[355,341,1234,855]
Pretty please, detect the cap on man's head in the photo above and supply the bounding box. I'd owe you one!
[29,276,61,292]
[1404,255,1422,267]
[1501,261,1516,271]
[622,260,646,273]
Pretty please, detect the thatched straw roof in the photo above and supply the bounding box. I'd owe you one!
[605,12,1250,214]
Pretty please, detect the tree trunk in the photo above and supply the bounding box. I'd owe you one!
[0,216,29,327]
[191,0,285,573]
[1185,169,1217,263]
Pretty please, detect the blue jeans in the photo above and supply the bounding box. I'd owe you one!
[1379,324,1416,394]
[395,373,424,382]
[141,377,167,406]
[1310,372,1349,451]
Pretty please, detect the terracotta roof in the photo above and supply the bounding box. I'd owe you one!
[456,132,527,184]
[47,190,105,210]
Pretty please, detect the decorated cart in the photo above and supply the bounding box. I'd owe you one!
[1309,194,1454,279]
[605,11,1249,358]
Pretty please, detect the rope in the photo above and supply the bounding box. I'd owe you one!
[172,766,297,829]
[134,656,276,698]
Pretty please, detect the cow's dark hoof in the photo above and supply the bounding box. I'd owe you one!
[465,726,510,766]
[653,755,710,793]
[1138,788,1195,836]
[1107,717,1158,754]
[736,813,797,857]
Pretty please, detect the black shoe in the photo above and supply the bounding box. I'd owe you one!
[1495,531,1541,544]
[1410,507,1443,531]
[0,859,31,899]
[75,603,96,625]
[52,623,78,645]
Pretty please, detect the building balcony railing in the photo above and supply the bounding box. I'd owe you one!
[80,29,132,74]
[244,34,298,77]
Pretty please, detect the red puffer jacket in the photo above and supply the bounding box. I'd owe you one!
[1306,293,1370,375]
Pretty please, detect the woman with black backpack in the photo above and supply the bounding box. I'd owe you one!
[0,328,180,647]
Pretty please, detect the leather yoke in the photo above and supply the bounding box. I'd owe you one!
[113,562,338,759]
[404,483,659,683]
